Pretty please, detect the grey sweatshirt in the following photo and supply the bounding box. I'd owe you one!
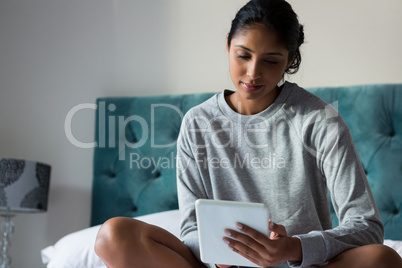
[177,82,384,268]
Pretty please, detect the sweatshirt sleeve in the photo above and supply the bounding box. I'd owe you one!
[289,107,384,267]
[176,113,215,268]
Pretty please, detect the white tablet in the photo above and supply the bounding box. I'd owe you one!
[195,199,269,267]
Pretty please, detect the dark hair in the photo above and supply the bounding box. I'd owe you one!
[228,0,304,74]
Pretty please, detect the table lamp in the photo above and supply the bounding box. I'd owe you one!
[0,158,51,268]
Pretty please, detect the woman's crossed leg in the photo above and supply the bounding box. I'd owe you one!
[95,217,206,268]
[95,217,401,268]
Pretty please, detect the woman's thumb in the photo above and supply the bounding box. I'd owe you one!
[269,220,287,239]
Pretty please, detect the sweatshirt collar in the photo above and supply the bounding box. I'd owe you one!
[218,81,293,124]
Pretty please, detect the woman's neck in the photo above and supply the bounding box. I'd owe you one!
[225,86,280,115]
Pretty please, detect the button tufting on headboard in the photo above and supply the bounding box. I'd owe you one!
[91,94,215,226]
[153,170,161,179]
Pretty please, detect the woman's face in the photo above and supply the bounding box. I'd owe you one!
[227,24,292,113]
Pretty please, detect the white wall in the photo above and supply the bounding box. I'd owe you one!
[0,0,401,267]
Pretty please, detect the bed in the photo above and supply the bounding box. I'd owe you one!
[42,84,402,267]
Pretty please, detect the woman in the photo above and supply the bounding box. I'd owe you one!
[95,0,402,267]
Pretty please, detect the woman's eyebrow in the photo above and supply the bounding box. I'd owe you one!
[235,45,284,56]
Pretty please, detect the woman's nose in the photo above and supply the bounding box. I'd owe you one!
[247,60,261,82]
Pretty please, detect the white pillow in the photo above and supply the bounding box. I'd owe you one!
[41,224,105,268]
[384,239,402,257]
[41,209,181,268]
[42,209,402,267]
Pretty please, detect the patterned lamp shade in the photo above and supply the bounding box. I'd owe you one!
[0,158,51,213]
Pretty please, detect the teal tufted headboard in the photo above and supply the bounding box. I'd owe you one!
[90,84,402,240]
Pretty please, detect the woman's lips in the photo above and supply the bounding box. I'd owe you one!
[242,82,263,91]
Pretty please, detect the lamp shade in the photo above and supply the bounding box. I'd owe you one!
[0,158,51,213]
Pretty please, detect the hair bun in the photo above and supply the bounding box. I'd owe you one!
[298,25,305,46]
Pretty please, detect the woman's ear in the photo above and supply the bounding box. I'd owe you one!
[286,55,295,70]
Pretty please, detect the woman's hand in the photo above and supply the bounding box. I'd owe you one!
[221,220,302,267]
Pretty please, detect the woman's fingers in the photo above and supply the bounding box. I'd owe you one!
[222,222,291,267]
[222,236,262,265]
[223,221,287,246]
[233,222,269,244]
[222,223,268,256]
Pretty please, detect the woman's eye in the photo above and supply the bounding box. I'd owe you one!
[264,60,278,64]
[237,55,250,59]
